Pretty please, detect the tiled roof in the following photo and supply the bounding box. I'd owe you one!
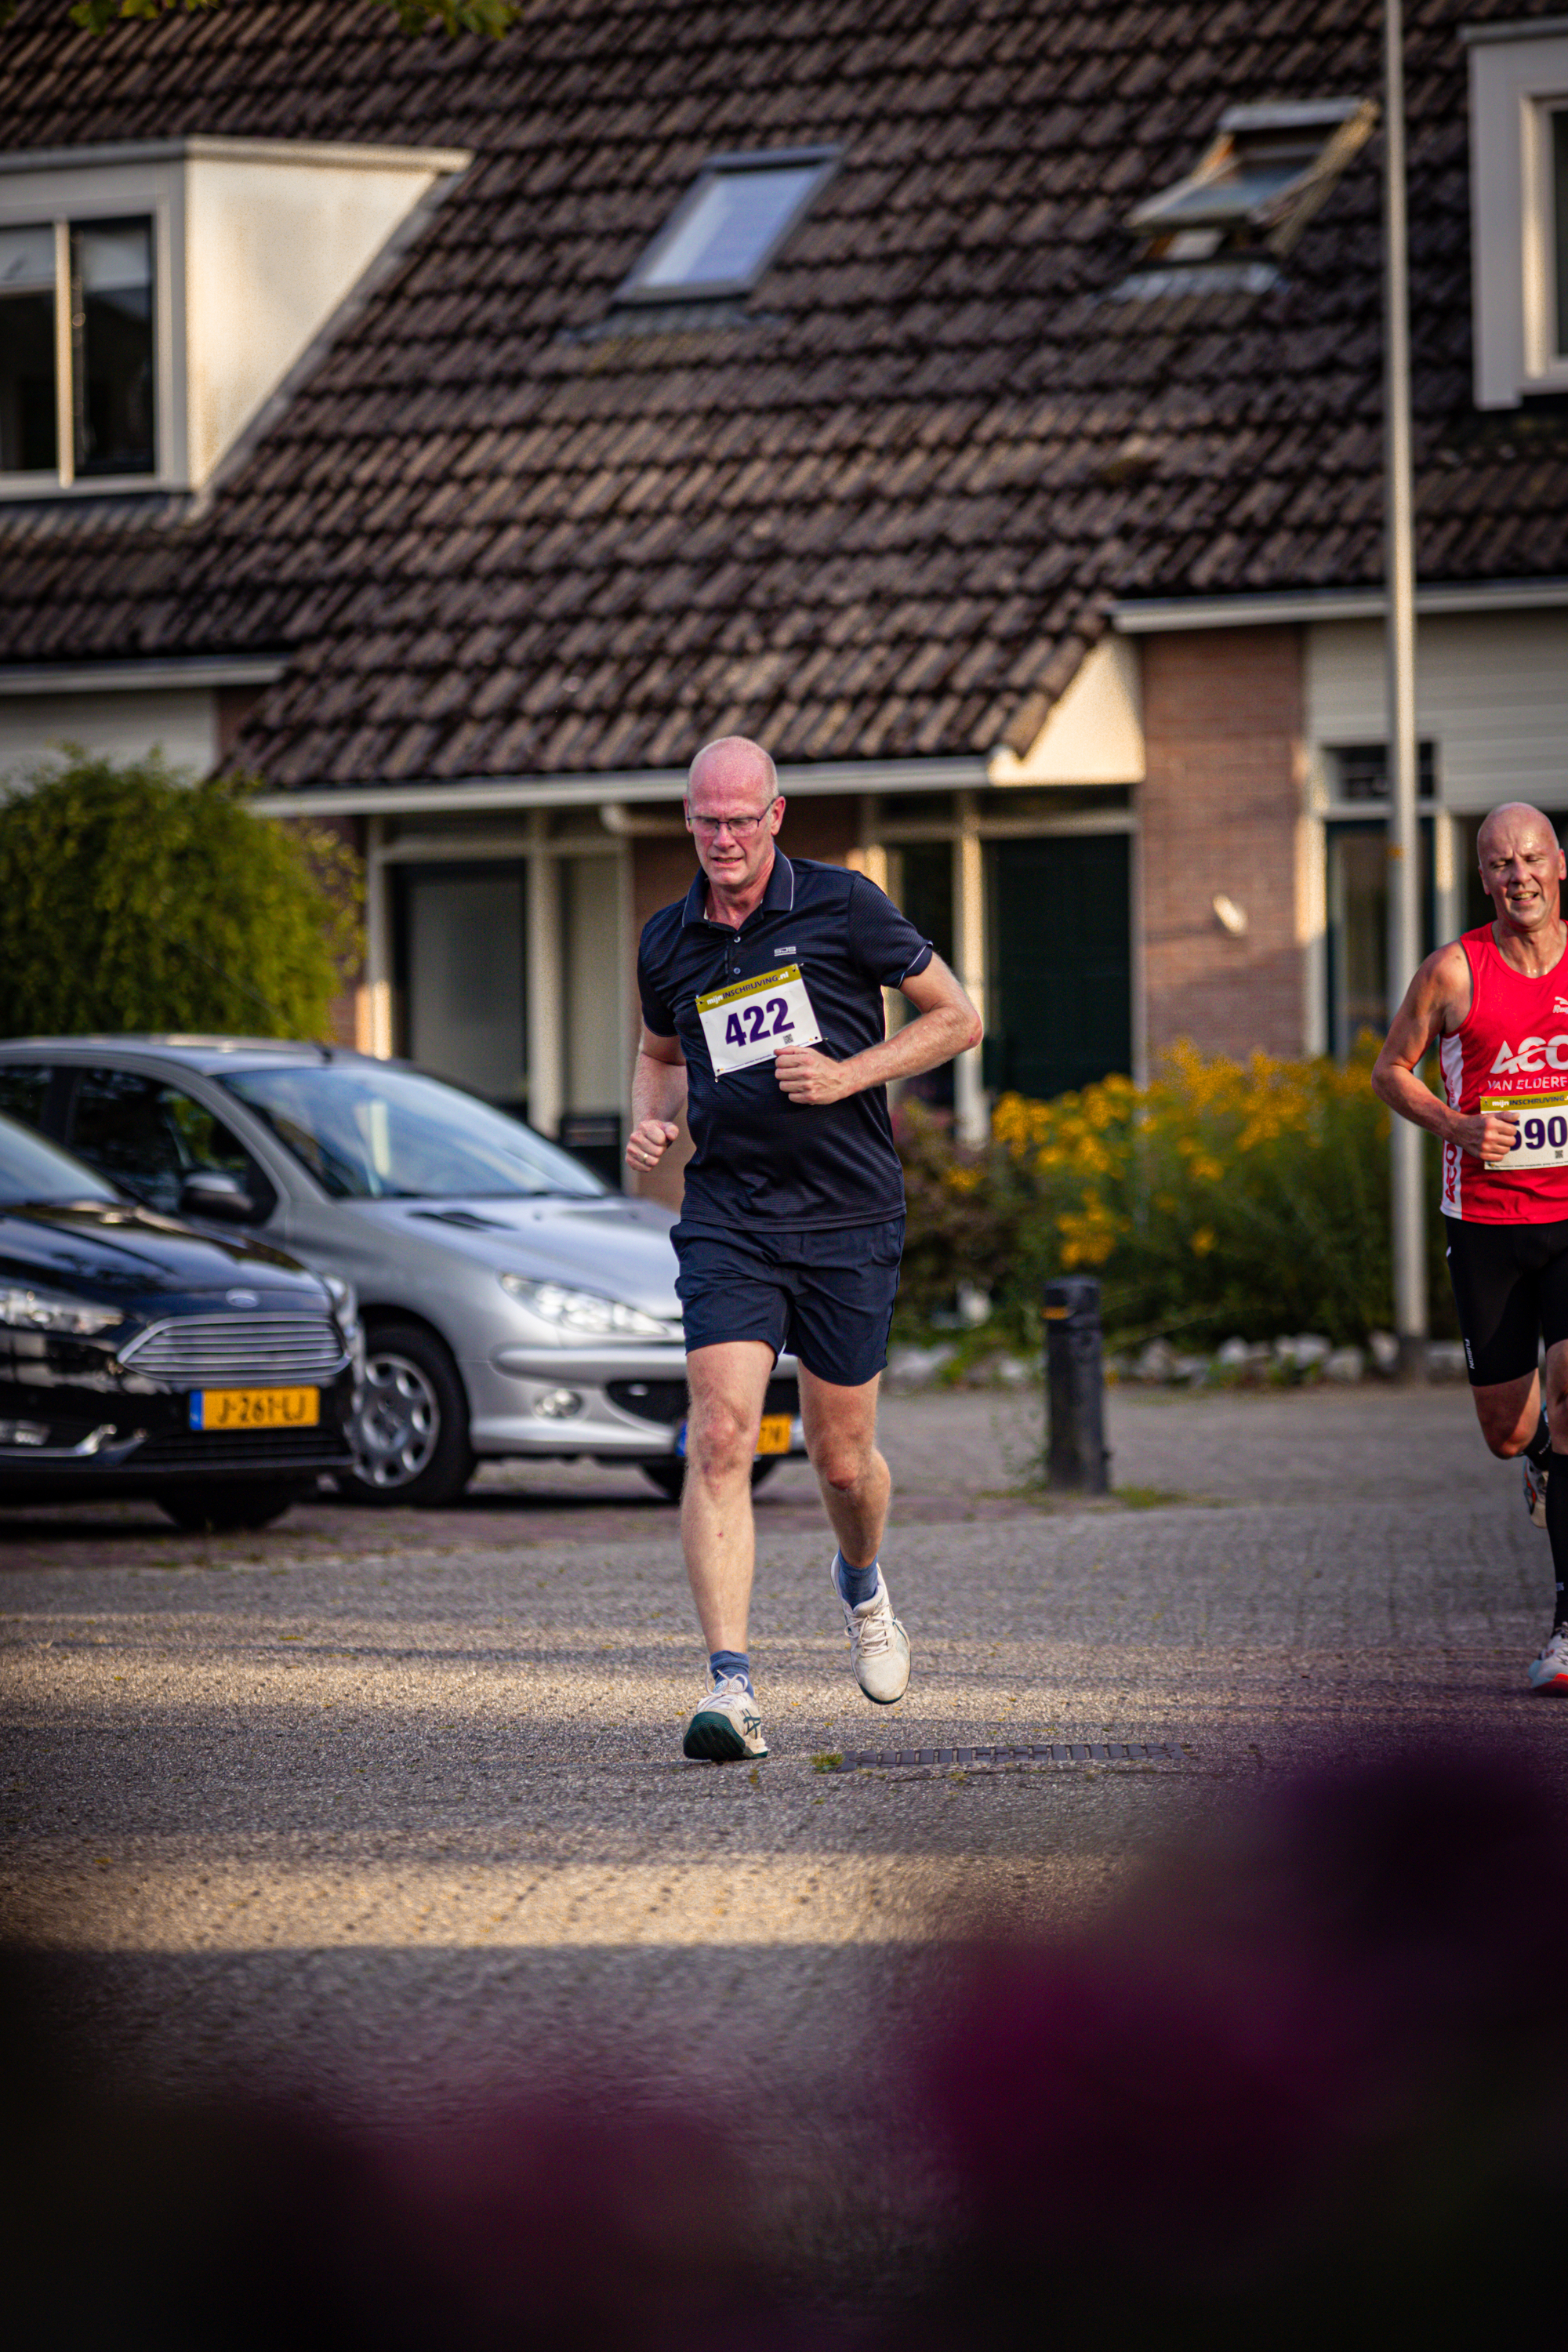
[1,0,1565,787]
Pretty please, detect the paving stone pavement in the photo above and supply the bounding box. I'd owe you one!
[2,1378,1563,2141]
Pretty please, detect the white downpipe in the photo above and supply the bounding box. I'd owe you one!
[953,791,988,1143]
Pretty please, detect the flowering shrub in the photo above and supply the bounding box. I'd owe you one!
[895,1040,1454,1347]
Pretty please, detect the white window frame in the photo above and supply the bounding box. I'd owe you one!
[0,154,183,500]
[1465,20,1568,407]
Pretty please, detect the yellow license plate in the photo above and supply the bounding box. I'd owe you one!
[756,1414,793,1455]
[191,1386,321,1431]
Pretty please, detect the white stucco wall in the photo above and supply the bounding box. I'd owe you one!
[0,688,218,783]
[182,146,456,485]
[1306,609,1568,810]
[988,633,1145,785]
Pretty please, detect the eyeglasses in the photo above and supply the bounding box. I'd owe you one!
[686,801,779,840]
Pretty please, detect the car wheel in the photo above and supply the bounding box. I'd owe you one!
[639,1455,782,1504]
[156,1483,303,1533]
[341,1321,475,1507]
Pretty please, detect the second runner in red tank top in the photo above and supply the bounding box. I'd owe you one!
[1440,924,1568,1222]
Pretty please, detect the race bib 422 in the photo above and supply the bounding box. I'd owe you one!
[696,964,822,1076]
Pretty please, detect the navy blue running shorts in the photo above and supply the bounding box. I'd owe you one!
[673,1217,906,1388]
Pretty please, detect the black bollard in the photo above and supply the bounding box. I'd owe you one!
[1044,1276,1109,1494]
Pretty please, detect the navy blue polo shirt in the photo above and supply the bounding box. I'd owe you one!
[637,852,933,1232]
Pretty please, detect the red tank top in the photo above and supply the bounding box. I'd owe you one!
[1439,924,1568,1222]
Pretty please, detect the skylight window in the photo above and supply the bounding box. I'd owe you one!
[619,148,838,303]
[1127,99,1377,267]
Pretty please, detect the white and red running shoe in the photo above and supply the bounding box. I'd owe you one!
[1527,1626,1568,1691]
[1523,1454,1549,1530]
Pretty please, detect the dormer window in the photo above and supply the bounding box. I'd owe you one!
[1,213,155,481]
[0,224,59,474]
[1466,22,1568,407]
[0,136,468,499]
[1123,99,1376,289]
[617,149,837,303]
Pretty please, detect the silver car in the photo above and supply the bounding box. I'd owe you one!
[0,1039,805,1506]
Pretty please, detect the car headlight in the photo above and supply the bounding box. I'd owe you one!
[321,1272,359,1342]
[0,1284,125,1336]
[499,1274,674,1340]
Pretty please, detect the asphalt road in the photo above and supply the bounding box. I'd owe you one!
[2,1376,1563,2149]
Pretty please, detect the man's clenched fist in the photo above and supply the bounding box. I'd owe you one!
[773,1045,852,1105]
[626,1117,680,1172]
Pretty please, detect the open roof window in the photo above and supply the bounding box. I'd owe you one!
[1123,99,1377,286]
[618,148,838,304]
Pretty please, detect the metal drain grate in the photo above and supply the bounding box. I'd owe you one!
[826,1740,1187,1770]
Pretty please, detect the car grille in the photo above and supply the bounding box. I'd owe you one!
[133,1425,352,1471]
[121,1314,347,1386]
[607,1377,798,1428]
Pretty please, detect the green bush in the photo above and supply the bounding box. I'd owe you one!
[895,1040,1454,1348]
[0,750,361,1040]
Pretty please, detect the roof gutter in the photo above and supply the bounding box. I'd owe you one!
[0,135,472,176]
[0,655,288,694]
[1111,576,1568,631]
[247,755,989,820]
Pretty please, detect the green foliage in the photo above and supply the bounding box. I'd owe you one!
[38,0,519,36]
[0,750,362,1043]
[897,1040,1455,1349]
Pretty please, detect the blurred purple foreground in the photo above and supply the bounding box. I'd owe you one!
[4,1743,1559,2349]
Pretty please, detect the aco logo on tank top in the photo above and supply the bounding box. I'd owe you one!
[1478,1039,1568,1174]
[1486,1035,1568,1075]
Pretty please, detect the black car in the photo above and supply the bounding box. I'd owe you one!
[0,1112,358,1530]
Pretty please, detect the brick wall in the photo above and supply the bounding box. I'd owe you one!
[1140,627,1307,1062]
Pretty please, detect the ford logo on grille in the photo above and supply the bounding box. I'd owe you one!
[226,1290,260,1308]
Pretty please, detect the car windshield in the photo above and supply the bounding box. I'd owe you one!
[221,1065,607,1201]
[0,1112,118,1205]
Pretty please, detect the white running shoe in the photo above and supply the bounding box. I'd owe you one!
[682,1673,768,1762]
[832,1557,911,1705]
[1528,1627,1568,1691]
[1524,1454,1549,1530]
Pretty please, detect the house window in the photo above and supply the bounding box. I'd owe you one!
[1327,742,1437,802]
[618,149,837,303]
[0,225,57,472]
[1465,22,1568,405]
[72,220,154,475]
[0,214,154,483]
[1120,98,1374,294]
[1324,820,1437,1060]
[396,864,528,1115]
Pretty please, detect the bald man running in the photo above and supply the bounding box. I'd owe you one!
[630,735,981,1761]
[1374,800,1568,1690]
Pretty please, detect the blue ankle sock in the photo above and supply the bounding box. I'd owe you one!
[709,1648,753,1693]
[835,1550,880,1608]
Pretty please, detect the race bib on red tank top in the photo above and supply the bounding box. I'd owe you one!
[1439,925,1568,1222]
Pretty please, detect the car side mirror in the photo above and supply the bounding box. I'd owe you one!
[179,1171,257,1223]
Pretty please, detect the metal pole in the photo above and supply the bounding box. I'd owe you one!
[1044,1276,1109,1494]
[1385,0,1427,1368]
